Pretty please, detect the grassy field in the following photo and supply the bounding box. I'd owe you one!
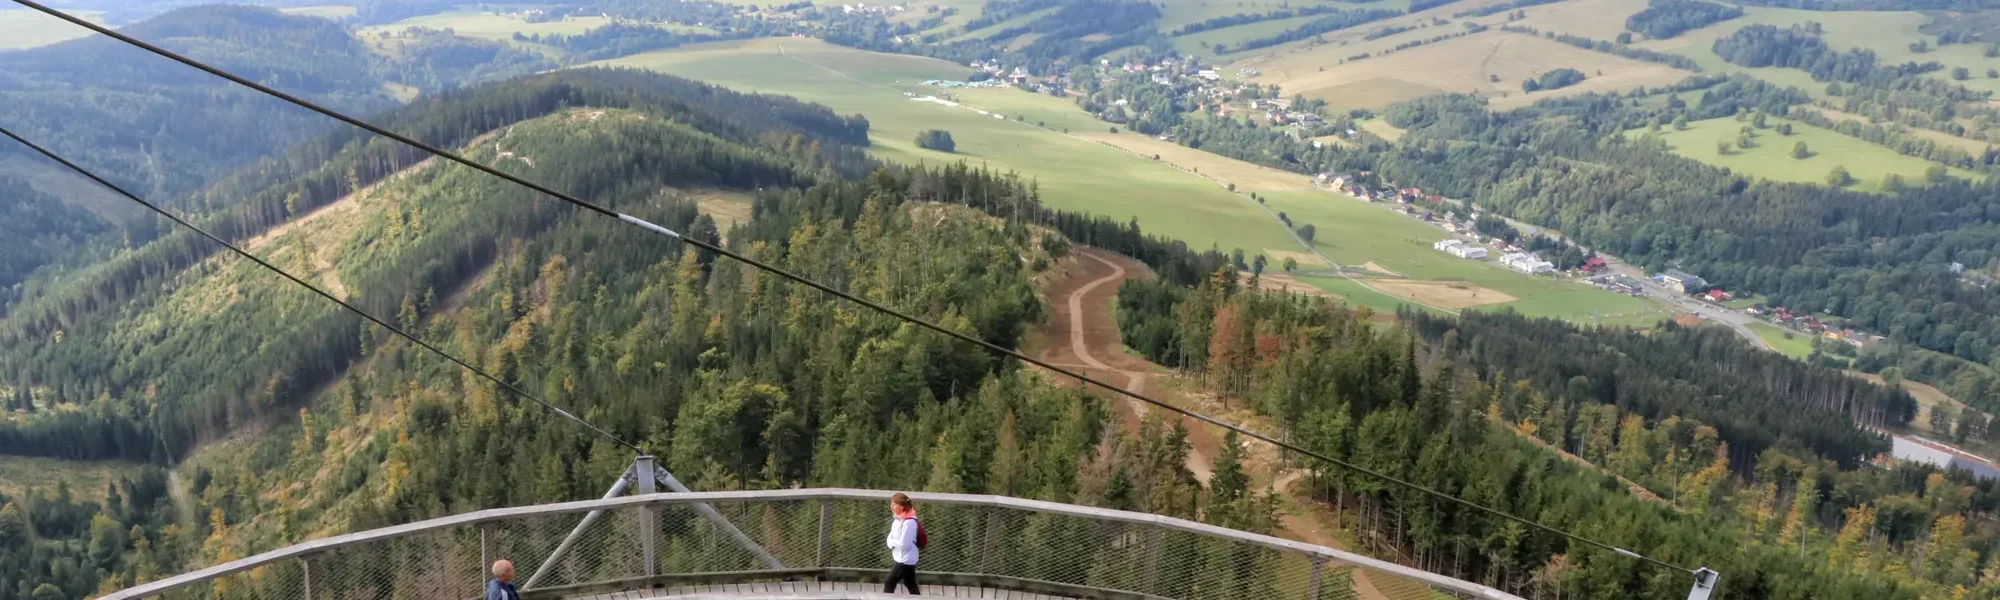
[362,10,608,40]
[592,38,1300,254]
[0,456,145,501]
[1260,190,1669,321]
[1634,115,1979,189]
[592,38,1658,322]
[944,6,1058,42]
[1155,0,1399,33]
[279,5,358,19]
[1628,6,2000,93]
[1749,322,1815,359]
[0,8,105,50]
[1169,13,1323,56]
[1507,0,1648,40]
[1246,30,1692,112]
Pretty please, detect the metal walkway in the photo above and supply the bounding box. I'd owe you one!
[580,581,1076,599]
[102,488,1522,600]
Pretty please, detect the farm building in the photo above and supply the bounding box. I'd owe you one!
[1659,269,1707,294]
[1580,256,1607,273]
[1433,239,1488,259]
[1500,252,1553,275]
[1890,435,2000,481]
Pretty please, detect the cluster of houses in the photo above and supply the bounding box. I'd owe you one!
[1499,252,1554,275]
[1319,175,1443,205]
[1250,98,1324,127]
[837,2,906,14]
[1432,238,1487,259]
[1430,240,1553,274]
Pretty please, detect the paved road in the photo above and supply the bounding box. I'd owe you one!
[1601,258,1771,351]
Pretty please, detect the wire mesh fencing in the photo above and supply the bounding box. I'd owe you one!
[104,490,1518,600]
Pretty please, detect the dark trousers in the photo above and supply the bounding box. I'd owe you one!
[882,562,920,594]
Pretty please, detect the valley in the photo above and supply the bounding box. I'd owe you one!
[5,1,2000,600]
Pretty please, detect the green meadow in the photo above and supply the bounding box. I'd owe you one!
[592,38,1297,253]
[1633,115,1978,189]
[1259,190,1668,323]
[593,37,1662,324]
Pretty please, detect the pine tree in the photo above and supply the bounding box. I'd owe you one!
[989,411,1024,497]
[1779,467,1818,547]
[1829,503,1876,571]
[1210,431,1250,506]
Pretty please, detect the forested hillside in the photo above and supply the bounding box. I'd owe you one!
[0,61,1258,600]
[0,5,395,202]
[1117,275,1991,598]
[0,68,874,464]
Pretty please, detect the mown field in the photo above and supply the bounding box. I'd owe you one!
[1168,13,1324,56]
[1634,115,1979,189]
[1749,322,1815,359]
[1249,29,1691,112]
[0,8,105,50]
[592,38,1660,323]
[279,5,358,19]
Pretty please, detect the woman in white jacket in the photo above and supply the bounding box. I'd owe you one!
[883,493,922,594]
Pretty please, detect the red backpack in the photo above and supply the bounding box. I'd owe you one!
[913,519,928,551]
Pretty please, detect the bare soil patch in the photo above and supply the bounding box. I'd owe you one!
[1264,249,1329,268]
[1360,261,1402,277]
[1367,279,1516,309]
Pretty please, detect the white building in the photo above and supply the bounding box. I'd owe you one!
[1500,252,1553,274]
[1433,239,1487,260]
[1892,435,2000,481]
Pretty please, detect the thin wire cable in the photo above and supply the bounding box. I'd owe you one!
[0,125,646,455]
[10,0,1693,575]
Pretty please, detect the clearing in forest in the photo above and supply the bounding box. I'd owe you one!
[1633,115,1979,190]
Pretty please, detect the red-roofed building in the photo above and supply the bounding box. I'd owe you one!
[1581,256,1608,273]
[1703,289,1732,303]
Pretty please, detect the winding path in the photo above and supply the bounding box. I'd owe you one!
[1038,249,1392,600]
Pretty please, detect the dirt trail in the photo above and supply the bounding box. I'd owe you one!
[1035,248,1392,600]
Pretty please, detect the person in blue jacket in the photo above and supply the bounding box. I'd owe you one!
[486,560,518,600]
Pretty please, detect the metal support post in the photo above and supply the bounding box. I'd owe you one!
[979,508,1001,574]
[480,523,495,580]
[1304,559,1324,600]
[654,466,788,570]
[816,499,833,569]
[299,558,311,600]
[1139,528,1163,595]
[635,456,659,577]
[1687,567,1719,600]
[523,467,635,590]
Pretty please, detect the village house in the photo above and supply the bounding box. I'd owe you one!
[1702,289,1732,303]
[1890,435,2000,481]
[1579,256,1608,273]
[1658,269,1706,294]
[1500,252,1554,275]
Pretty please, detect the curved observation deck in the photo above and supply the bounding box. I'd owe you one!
[103,489,1521,600]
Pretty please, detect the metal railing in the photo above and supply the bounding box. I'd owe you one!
[104,488,1523,600]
